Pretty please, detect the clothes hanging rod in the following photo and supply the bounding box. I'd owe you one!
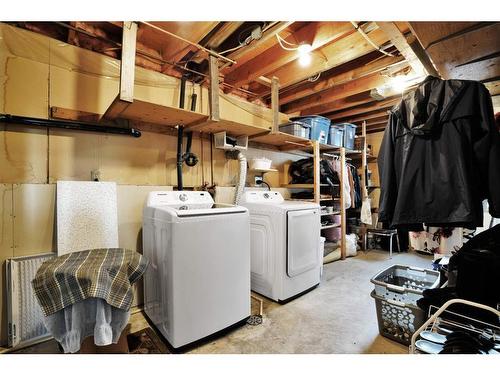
[0,114,141,137]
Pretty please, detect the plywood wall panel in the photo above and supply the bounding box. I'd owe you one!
[0,184,14,346]
[99,132,170,185]
[0,124,48,183]
[1,57,49,118]
[48,129,100,182]
[12,184,56,257]
[49,66,119,116]
[0,24,49,119]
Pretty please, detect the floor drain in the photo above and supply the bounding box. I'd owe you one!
[247,315,263,325]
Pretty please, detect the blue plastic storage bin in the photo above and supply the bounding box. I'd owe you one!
[328,125,344,147]
[290,115,331,144]
[333,123,357,149]
[280,121,311,139]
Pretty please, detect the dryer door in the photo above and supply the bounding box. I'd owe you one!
[287,209,320,277]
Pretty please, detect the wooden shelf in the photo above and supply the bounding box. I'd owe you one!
[189,119,271,137]
[251,131,311,149]
[252,168,278,173]
[103,95,208,127]
[321,224,341,230]
[281,183,330,188]
[321,211,341,216]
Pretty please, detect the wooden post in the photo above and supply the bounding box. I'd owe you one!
[361,121,367,199]
[119,22,138,103]
[340,147,347,259]
[313,141,321,203]
[360,121,368,251]
[209,54,220,122]
[271,76,280,133]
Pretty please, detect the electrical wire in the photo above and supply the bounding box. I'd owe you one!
[307,72,322,82]
[276,33,300,51]
[351,21,395,57]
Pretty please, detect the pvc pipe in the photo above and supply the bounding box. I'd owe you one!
[234,152,247,205]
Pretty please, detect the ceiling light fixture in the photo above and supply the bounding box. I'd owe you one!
[297,43,312,67]
[276,34,313,68]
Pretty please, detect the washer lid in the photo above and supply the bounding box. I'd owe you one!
[173,203,247,217]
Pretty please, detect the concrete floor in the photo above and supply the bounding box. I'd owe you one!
[11,249,433,354]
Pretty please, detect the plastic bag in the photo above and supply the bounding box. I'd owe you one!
[346,234,358,257]
[361,197,372,225]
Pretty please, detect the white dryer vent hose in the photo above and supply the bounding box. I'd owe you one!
[234,152,247,205]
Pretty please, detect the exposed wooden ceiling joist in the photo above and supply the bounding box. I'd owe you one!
[222,22,295,69]
[224,22,356,89]
[283,71,391,114]
[409,22,500,81]
[261,27,392,91]
[204,22,244,49]
[278,52,405,106]
[327,97,400,120]
[407,22,483,49]
[342,109,390,124]
[140,21,219,75]
[377,21,439,77]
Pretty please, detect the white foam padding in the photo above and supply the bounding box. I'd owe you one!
[57,181,119,255]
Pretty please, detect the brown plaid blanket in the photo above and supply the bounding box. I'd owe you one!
[32,248,149,316]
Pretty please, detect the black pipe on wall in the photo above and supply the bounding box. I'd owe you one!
[176,76,188,190]
[0,114,141,137]
[176,125,184,191]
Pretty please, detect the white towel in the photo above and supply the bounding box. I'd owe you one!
[43,298,130,353]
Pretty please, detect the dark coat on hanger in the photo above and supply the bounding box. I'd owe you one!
[378,76,500,229]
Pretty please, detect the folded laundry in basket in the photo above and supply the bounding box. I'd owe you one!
[32,248,149,316]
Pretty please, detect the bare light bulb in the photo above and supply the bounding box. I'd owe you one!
[390,75,410,93]
[298,43,312,67]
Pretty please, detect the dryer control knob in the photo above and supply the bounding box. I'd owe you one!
[263,193,270,199]
[179,193,188,202]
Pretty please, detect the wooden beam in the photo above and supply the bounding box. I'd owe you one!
[327,97,400,120]
[255,76,272,87]
[279,54,405,106]
[407,22,484,49]
[416,23,500,80]
[51,107,101,122]
[209,55,220,121]
[205,22,244,49]
[283,72,390,114]
[343,110,390,124]
[119,21,138,103]
[224,22,356,89]
[271,77,280,133]
[377,22,439,77]
[259,28,392,90]
[222,22,294,70]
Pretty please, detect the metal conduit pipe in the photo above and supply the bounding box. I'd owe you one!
[0,114,141,137]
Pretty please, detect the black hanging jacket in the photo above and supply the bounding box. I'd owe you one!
[378,76,500,229]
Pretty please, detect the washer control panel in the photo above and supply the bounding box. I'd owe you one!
[240,190,285,204]
[147,191,214,207]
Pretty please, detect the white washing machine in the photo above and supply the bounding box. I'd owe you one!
[142,191,250,349]
[240,190,322,302]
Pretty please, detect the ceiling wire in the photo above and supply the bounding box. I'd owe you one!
[351,21,396,57]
